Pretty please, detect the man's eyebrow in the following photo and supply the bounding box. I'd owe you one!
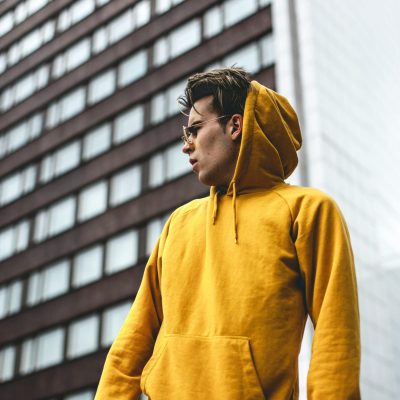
[188,119,203,127]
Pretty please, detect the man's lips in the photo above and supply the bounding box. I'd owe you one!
[189,159,198,171]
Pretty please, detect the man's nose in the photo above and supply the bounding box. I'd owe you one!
[182,141,192,154]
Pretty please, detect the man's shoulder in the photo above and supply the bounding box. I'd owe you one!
[171,196,209,219]
[272,184,339,211]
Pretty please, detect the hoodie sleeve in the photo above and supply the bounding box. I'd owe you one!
[293,191,361,399]
[94,220,168,400]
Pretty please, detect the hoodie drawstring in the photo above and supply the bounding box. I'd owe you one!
[232,181,238,244]
[211,184,238,244]
[212,189,219,225]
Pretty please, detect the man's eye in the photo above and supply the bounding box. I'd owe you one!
[189,126,199,136]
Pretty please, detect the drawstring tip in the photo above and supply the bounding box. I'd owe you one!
[235,238,238,244]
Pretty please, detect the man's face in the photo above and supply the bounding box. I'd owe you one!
[182,95,241,187]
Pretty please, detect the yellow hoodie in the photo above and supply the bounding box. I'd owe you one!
[95,81,361,399]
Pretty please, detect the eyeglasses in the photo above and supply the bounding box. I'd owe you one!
[181,115,230,145]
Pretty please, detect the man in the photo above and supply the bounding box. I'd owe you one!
[95,68,360,399]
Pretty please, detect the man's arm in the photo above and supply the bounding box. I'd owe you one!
[95,228,166,399]
[294,193,361,399]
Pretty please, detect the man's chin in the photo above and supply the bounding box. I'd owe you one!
[197,172,211,187]
[198,172,219,187]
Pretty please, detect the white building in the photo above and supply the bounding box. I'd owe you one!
[273,1,400,398]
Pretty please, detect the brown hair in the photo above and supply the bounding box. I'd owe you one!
[178,67,251,121]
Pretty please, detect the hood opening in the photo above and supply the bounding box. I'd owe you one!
[210,80,302,243]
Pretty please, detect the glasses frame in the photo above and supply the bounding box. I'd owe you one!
[181,115,230,145]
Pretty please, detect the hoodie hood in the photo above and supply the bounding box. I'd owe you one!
[226,80,302,195]
[210,81,302,242]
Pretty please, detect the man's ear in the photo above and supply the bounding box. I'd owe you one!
[230,114,243,141]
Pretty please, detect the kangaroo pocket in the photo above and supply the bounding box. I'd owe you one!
[141,334,266,400]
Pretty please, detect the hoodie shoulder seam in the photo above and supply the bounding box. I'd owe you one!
[270,188,294,226]
[173,197,208,218]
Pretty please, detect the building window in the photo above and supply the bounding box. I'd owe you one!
[14,74,36,105]
[101,301,131,346]
[62,86,87,120]
[78,180,108,222]
[170,19,201,59]
[37,328,65,369]
[223,42,260,74]
[53,54,66,79]
[105,230,138,274]
[0,136,6,159]
[19,339,35,374]
[224,0,258,27]
[39,155,54,183]
[0,53,6,74]
[214,34,274,75]
[92,26,108,54]
[0,287,7,319]
[82,123,112,160]
[16,220,30,251]
[42,260,70,301]
[88,69,116,105]
[154,19,201,66]
[0,173,22,206]
[40,140,81,183]
[47,87,86,128]
[20,29,43,59]
[0,87,13,111]
[54,140,81,177]
[113,105,144,144]
[72,245,103,288]
[134,0,151,27]
[203,6,223,39]
[0,113,42,159]
[67,315,99,359]
[146,216,167,255]
[57,0,99,33]
[150,94,167,125]
[118,50,148,87]
[50,197,76,236]
[0,221,30,261]
[0,346,16,382]
[260,34,275,67]
[64,389,95,400]
[148,141,191,188]
[7,280,23,315]
[0,280,23,319]
[110,165,141,207]
[150,79,186,125]
[20,328,65,374]
[27,259,70,306]
[34,197,76,242]
[0,12,14,37]
[52,37,91,78]
[153,37,169,67]
[108,9,134,44]
[92,0,150,55]
[66,38,91,71]
[166,80,185,116]
[165,142,190,180]
[1,226,15,259]
[154,0,185,15]
[7,122,30,151]
[148,153,164,188]
[69,0,95,26]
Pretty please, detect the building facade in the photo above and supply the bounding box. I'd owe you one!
[2,0,399,399]
[273,0,400,398]
[0,0,274,399]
